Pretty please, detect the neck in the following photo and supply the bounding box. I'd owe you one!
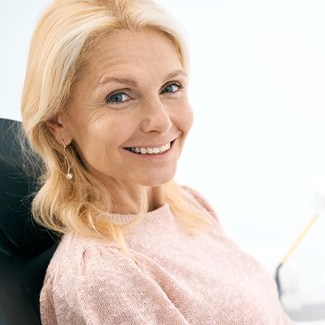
[108,182,164,214]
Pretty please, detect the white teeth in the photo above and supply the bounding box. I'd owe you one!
[140,148,147,154]
[128,142,171,155]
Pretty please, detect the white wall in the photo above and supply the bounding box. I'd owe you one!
[1,0,325,309]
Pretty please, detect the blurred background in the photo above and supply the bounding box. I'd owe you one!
[1,0,325,322]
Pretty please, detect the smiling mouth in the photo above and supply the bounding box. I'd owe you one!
[124,142,172,155]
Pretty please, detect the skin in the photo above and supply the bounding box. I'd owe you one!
[47,28,193,213]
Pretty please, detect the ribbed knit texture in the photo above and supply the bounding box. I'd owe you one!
[40,188,294,324]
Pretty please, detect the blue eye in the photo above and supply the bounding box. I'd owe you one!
[161,83,181,94]
[106,92,130,104]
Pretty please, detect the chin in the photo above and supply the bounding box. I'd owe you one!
[139,169,176,187]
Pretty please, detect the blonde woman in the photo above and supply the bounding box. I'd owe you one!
[21,0,293,324]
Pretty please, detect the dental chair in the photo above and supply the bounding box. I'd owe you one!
[0,117,58,325]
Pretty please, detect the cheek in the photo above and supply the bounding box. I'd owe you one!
[177,103,194,135]
[70,118,127,161]
[88,120,132,152]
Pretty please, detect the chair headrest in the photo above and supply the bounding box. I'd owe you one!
[0,118,57,256]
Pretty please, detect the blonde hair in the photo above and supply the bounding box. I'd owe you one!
[21,0,209,243]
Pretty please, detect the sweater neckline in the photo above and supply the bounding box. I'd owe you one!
[106,203,172,225]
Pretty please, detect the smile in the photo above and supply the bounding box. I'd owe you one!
[125,142,171,155]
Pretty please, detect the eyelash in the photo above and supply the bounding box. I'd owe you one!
[105,92,130,105]
[104,82,183,105]
[160,82,183,94]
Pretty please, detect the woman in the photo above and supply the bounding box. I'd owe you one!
[21,0,293,323]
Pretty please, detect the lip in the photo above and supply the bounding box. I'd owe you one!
[123,139,176,157]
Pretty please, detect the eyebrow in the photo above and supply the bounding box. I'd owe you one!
[96,69,187,89]
[164,69,188,82]
[97,77,137,89]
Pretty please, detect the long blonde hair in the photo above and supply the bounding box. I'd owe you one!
[21,0,209,243]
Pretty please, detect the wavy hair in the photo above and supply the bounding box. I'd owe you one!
[21,0,209,245]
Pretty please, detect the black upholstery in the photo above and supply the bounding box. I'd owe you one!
[0,118,58,325]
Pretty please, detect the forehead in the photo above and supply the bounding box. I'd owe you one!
[83,28,182,80]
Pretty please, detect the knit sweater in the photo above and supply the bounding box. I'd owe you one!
[40,188,294,324]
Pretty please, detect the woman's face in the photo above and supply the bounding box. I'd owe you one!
[57,28,193,193]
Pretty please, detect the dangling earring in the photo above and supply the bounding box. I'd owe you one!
[61,139,73,180]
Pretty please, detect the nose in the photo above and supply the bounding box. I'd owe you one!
[140,98,172,135]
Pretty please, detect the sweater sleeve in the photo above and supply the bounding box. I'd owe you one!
[40,244,188,325]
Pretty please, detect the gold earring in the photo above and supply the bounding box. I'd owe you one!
[61,139,73,180]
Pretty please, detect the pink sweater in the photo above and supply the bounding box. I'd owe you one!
[40,188,294,324]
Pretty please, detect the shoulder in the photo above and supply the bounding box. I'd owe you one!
[41,234,145,321]
[43,233,135,284]
[180,185,219,221]
[179,185,227,236]
[40,233,185,324]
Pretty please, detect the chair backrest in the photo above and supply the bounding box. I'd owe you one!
[0,118,58,325]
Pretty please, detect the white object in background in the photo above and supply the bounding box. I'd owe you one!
[279,264,302,311]
[310,172,325,208]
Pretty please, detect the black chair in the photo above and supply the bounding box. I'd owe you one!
[0,118,58,325]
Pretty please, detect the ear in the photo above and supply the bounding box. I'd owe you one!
[45,115,73,145]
